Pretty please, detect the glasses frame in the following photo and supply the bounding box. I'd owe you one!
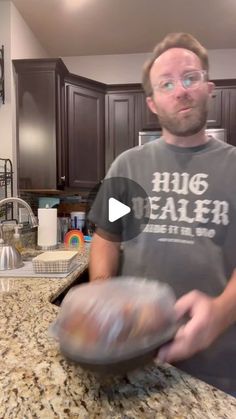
[153,70,208,95]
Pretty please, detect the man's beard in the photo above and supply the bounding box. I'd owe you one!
[157,99,208,137]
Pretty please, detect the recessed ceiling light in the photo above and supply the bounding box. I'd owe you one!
[62,0,89,11]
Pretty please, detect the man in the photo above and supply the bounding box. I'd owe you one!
[88,33,236,395]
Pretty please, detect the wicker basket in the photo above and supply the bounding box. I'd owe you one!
[32,251,78,273]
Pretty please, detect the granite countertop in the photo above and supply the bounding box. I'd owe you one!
[1,246,236,418]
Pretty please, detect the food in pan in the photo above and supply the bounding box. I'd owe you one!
[53,277,177,360]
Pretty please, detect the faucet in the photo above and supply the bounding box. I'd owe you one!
[0,197,38,228]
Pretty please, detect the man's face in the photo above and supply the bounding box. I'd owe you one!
[146,48,214,137]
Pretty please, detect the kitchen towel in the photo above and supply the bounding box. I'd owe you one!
[37,208,57,248]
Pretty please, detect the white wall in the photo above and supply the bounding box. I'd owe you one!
[62,53,150,84]
[208,50,236,80]
[10,2,49,59]
[63,49,236,84]
[10,2,50,193]
[0,0,50,195]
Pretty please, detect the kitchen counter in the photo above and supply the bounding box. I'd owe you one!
[1,246,236,419]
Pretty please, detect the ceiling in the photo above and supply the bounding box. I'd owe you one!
[11,0,236,57]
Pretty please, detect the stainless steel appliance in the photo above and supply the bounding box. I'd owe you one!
[205,128,227,142]
[138,131,162,146]
[138,128,227,146]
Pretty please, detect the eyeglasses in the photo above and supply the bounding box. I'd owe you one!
[153,70,207,95]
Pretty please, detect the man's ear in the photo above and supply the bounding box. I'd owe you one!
[208,81,215,95]
[146,96,158,115]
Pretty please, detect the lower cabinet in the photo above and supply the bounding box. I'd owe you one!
[66,79,105,189]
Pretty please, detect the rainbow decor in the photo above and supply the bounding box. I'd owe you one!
[64,229,85,248]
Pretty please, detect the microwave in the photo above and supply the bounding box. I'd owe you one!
[138,131,162,146]
[138,128,227,146]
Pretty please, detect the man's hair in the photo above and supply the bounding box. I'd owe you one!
[142,33,209,96]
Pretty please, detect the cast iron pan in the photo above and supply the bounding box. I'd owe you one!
[60,323,178,375]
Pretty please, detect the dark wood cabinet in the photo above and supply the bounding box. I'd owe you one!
[206,80,236,145]
[65,75,105,188]
[105,86,142,171]
[13,59,236,192]
[226,87,236,147]
[139,92,161,130]
[207,88,224,128]
[13,59,68,190]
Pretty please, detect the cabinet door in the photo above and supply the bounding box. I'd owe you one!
[227,88,236,147]
[14,59,67,191]
[207,89,223,128]
[56,73,67,189]
[105,93,139,171]
[67,84,105,189]
[17,71,57,189]
[140,92,161,130]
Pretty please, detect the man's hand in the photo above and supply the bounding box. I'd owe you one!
[157,290,226,363]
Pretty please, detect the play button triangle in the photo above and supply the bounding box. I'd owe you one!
[88,176,150,242]
[108,197,131,222]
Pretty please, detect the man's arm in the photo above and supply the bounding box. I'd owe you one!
[157,269,236,363]
[214,268,236,329]
[89,229,121,281]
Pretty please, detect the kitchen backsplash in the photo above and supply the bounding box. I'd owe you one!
[2,224,37,249]
[19,191,91,218]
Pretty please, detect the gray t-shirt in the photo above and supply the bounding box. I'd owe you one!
[89,137,236,393]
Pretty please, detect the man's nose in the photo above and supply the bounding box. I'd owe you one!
[173,79,189,98]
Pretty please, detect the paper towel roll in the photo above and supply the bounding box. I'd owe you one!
[37,208,58,248]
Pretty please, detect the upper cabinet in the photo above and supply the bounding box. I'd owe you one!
[207,88,224,128]
[65,75,105,189]
[13,59,236,192]
[139,92,161,130]
[206,80,236,146]
[225,86,236,147]
[14,60,106,191]
[13,59,68,190]
[105,86,144,171]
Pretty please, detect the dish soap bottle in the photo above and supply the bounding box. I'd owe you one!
[13,225,23,252]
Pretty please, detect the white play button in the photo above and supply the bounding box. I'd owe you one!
[88,177,150,242]
[108,197,131,222]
